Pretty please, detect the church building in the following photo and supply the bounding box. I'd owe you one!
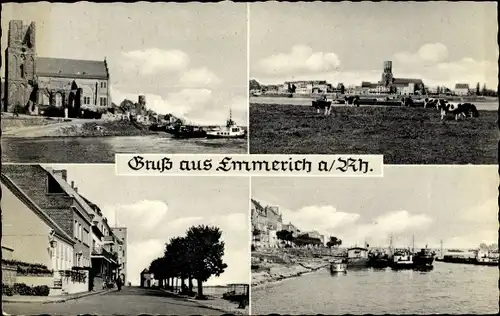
[3,20,110,116]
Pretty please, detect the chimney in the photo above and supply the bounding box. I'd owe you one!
[53,169,68,181]
[71,181,74,188]
[74,187,78,193]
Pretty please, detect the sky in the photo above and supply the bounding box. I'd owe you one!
[252,166,498,250]
[45,164,250,287]
[250,2,499,89]
[2,2,248,125]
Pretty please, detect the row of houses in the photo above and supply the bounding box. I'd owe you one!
[1,165,128,295]
[251,199,325,249]
[252,61,478,97]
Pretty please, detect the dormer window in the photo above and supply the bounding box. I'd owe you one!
[47,176,64,194]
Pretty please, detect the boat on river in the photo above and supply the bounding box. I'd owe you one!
[170,125,207,139]
[391,249,414,269]
[368,250,390,268]
[206,110,246,139]
[413,248,436,268]
[346,247,370,268]
[330,258,347,273]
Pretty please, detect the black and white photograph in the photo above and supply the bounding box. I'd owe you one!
[251,166,499,315]
[249,2,498,164]
[1,164,250,315]
[1,2,248,163]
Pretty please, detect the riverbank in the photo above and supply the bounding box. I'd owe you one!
[251,248,337,289]
[250,96,499,110]
[252,260,328,290]
[252,94,498,102]
[2,114,155,138]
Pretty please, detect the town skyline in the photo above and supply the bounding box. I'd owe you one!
[2,2,248,125]
[252,166,498,250]
[250,2,498,89]
[45,164,250,287]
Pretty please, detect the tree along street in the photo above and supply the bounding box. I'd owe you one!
[3,286,225,315]
[148,225,228,298]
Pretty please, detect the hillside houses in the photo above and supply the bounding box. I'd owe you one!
[251,198,326,249]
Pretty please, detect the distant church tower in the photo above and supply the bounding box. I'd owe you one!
[381,60,393,87]
[4,20,37,112]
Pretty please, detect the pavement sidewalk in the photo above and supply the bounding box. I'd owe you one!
[2,288,115,304]
[159,289,248,315]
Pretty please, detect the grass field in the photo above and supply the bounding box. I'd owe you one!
[249,103,498,164]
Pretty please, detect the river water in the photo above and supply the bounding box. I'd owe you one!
[251,262,499,315]
[251,97,499,111]
[1,135,247,163]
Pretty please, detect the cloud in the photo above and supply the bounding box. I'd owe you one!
[121,48,190,76]
[281,205,360,237]
[260,198,433,248]
[102,200,169,241]
[111,86,247,126]
[393,43,498,88]
[256,45,340,76]
[110,86,213,118]
[179,67,222,87]
[342,210,433,247]
[395,43,449,64]
[127,239,165,286]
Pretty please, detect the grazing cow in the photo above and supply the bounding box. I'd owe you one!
[401,97,414,107]
[458,102,480,118]
[312,96,334,116]
[423,98,440,109]
[345,95,360,107]
[437,101,479,121]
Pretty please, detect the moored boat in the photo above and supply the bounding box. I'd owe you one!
[330,258,347,273]
[391,249,414,269]
[368,250,390,269]
[171,125,207,139]
[413,248,435,268]
[205,110,246,139]
[346,247,370,268]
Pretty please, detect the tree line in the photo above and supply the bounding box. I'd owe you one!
[148,225,227,298]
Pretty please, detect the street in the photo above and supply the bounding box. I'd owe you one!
[3,287,226,315]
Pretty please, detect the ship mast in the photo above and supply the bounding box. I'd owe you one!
[440,240,444,258]
[412,235,415,253]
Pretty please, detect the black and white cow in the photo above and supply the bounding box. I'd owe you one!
[401,97,414,107]
[438,101,480,121]
[312,96,335,116]
[344,95,360,107]
[423,98,441,109]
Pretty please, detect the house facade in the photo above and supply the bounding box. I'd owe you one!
[251,199,283,248]
[454,83,470,96]
[1,165,93,268]
[1,175,75,271]
[112,227,128,284]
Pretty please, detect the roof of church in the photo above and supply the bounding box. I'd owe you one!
[36,57,109,80]
[393,78,424,85]
[455,83,469,89]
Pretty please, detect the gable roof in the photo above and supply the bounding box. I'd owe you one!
[36,57,108,80]
[393,78,424,85]
[1,174,75,246]
[41,166,93,224]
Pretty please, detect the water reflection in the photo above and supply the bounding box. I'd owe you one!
[2,135,247,163]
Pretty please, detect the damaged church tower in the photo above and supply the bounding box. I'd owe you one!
[5,20,37,112]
